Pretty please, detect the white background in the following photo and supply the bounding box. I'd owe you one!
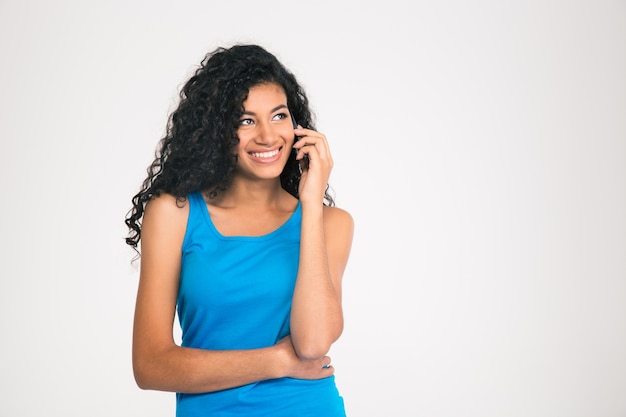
[1,1,625,416]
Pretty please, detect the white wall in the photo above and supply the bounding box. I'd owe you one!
[1,1,625,416]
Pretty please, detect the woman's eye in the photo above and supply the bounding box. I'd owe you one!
[239,118,253,126]
[273,113,288,121]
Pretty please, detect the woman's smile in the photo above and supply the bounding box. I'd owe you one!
[249,147,282,161]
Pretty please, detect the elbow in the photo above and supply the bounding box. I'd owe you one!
[133,362,154,390]
[134,377,150,391]
[132,340,179,391]
[291,322,344,360]
[296,346,330,361]
[132,352,164,391]
[293,337,334,360]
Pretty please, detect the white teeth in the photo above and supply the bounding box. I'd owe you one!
[251,149,279,158]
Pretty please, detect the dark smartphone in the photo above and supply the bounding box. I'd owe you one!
[291,114,309,171]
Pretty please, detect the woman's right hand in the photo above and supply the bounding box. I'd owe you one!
[274,336,335,380]
[292,127,333,206]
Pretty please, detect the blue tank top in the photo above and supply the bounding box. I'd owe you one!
[176,192,346,416]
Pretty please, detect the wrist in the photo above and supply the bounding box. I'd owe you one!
[299,199,324,214]
[267,344,288,379]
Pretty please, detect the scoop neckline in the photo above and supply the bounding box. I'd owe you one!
[195,192,301,241]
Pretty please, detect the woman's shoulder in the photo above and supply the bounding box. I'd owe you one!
[323,205,354,234]
[141,193,190,249]
[323,204,352,218]
[144,193,190,222]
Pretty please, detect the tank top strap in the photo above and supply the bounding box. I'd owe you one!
[183,192,206,244]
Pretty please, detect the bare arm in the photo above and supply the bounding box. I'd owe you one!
[290,128,355,359]
[132,194,333,393]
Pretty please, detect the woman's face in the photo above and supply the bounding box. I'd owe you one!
[235,83,296,180]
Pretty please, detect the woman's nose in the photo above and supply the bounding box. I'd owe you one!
[255,121,278,145]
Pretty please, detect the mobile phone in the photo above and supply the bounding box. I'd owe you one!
[291,114,309,171]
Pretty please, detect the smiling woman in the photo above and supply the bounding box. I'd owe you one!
[235,85,295,179]
[123,44,354,416]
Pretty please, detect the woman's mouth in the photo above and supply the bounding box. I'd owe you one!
[250,148,280,159]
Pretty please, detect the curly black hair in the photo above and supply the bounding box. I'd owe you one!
[124,44,334,253]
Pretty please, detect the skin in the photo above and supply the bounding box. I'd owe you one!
[132,83,354,394]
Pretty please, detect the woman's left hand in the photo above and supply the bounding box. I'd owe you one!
[292,127,333,204]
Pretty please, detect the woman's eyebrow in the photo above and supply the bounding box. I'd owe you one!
[241,104,288,116]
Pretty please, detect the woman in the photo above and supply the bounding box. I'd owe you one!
[124,44,354,416]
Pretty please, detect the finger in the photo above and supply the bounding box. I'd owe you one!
[295,139,328,160]
[297,146,332,173]
[293,137,323,150]
[321,364,335,376]
[321,356,332,368]
[293,131,328,149]
[295,144,318,160]
[295,139,332,165]
[294,133,328,147]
